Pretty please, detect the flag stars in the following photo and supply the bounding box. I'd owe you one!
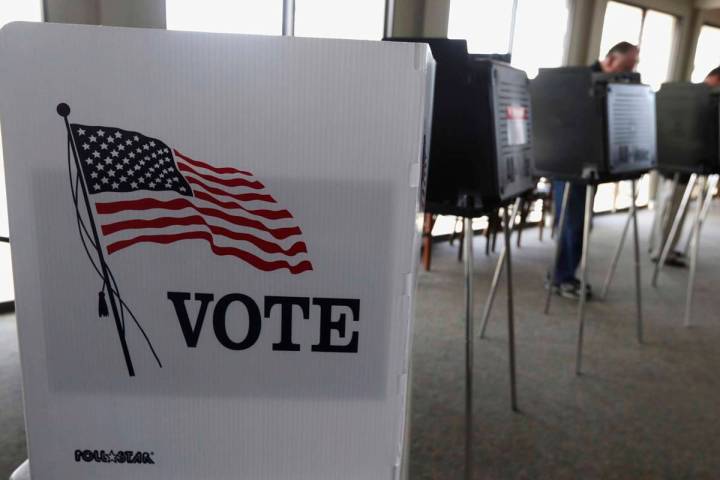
[138,177,145,184]
[82,143,90,150]
[93,184,100,191]
[180,186,187,192]
[90,172,98,179]
[92,151,100,158]
[149,181,156,188]
[149,141,156,147]
[76,128,86,136]
[104,158,113,165]
[125,139,132,145]
[110,150,119,158]
[107,136,115,144]
[133,135,139,141]
[128,152,135,159]
[134,165,141,171]
[97,129,105,137]
[114,132,122,138]
[119,175,127,182]
[85,158,94,165]
[108,170,116,178]
[143,144,150,150]
[122,158,130,164]
[100,143,108,150]
[111,182,119,190]
[118,145,125,151]
[97,164,104,171]
[131,181,138,188]
[101,177,109,184]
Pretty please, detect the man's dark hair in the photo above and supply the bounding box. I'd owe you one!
[706,66,720,79]
[606,41,639,57]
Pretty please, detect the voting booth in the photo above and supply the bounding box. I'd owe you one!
[656,82,720,175]
[531,66,656,374]
[653,82,720,325]
[0,23,434,480]
[385,38,535,215]
[532,67,657,183]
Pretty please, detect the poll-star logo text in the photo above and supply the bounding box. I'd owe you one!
[168,293,361,352]
[74,450,154,464]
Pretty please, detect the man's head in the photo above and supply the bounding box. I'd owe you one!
[704,66,720,87]
[601,42,640,73]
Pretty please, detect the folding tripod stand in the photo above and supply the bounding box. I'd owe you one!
[460,197,522,480]
[651,173,719,325]
[543,177,643,375]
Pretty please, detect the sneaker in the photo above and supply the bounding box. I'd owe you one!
[651,252,687,268]
[546,278,592,301]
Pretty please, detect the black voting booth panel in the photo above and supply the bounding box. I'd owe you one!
[385,38,535,215]
[656,82,720,175]
[531,67,657,183]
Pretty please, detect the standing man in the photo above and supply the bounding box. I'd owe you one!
[550,42,640,299]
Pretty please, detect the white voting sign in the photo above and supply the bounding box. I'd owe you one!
[0,23,433,479]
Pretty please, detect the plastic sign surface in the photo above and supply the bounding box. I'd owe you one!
[0,22,433,480]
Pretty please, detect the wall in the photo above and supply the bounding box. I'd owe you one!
[392,0,424,36]
[43,0,164,27]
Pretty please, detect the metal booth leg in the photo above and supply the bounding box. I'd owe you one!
[462,216,474,480]
[502,206,519,412]
[685,177,707,327]
[600,206,632,300]
[682,174,718,256]
[631,180,643,343]
[479,197,523,338]
[652,174,697,287]
[575,184,595,375]
[544,181,572,314]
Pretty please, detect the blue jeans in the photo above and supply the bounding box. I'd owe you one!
[553,181,587,285]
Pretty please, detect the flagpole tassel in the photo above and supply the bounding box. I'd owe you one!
[98,291,109,317]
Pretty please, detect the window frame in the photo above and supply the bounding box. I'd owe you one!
[285,0,394,38]
[168,0,393,39]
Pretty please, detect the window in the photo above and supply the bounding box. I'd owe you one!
[599,2,643,58]
[598,2,678,91]
[691,25,720,83]
[294,0,386,40]
[448,0,515,54]
[636,11,676,91]
[511,0,570,78]
[166,0,282,35]
[448,0,570,78]
[0,0,41,305]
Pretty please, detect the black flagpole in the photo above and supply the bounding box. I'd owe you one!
[57,102,136,377]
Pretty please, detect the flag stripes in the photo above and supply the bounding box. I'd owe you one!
[71,124,312,274]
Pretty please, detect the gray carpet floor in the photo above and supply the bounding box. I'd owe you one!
[1,209,719,479]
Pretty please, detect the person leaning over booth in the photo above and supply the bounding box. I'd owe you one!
[651,66,720,267]
[548,42,640,300]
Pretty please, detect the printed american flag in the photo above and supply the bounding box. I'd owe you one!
[70,124,313,274]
